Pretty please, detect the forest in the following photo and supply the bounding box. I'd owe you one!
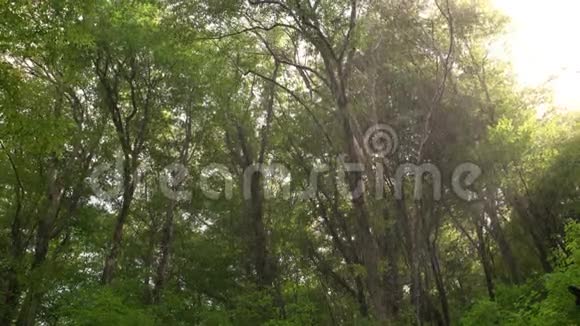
[0,0,579,325]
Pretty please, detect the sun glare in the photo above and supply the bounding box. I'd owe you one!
[493,0,580,111]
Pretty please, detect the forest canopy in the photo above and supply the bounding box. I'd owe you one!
[0,0,579,325]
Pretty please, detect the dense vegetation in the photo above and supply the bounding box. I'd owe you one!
[0,0,579,325]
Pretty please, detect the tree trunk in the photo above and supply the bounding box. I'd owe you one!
[337,90,388,321]
[485,189,521,283]
[1,198,24,325]
[142,220,157,304]
[428,241,450,326]
[511,196,553,273]
[15,222,50,326]
[102,171,136,284]
[152,203,175,303]
[249,172,274,287]
[384,225,402,317]
[475,214,495,301]
[355,277,369,318]
[2,265,21,325]
[16,174,62,326]
[380,205,401,317]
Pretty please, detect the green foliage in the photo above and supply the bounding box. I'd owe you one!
[57,286,157,326]
[1,0,579,325]
[462,222,580,326]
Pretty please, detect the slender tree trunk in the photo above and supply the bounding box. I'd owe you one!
[338,93,387,321]
[142,220,157,304]
[396,199,421,324]
[102,170,136,284]
[96,49,153,286]
[510,196,553,273]
[475,215,495,301]
[248,172,274,287]
[152,203,175,303]
[428,241,450,326]
[485,189,521,283]
[2,265,21,325]
[380,204,401,317]
[1,196,24,325]
[384,225,402,317]
[411,205,423,325]
[529,226,552,273]
[16,172,62,326]
[16,222,51,326]
[355,277,369,318]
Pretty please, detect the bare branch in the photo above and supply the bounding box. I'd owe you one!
[417,0,455,163]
